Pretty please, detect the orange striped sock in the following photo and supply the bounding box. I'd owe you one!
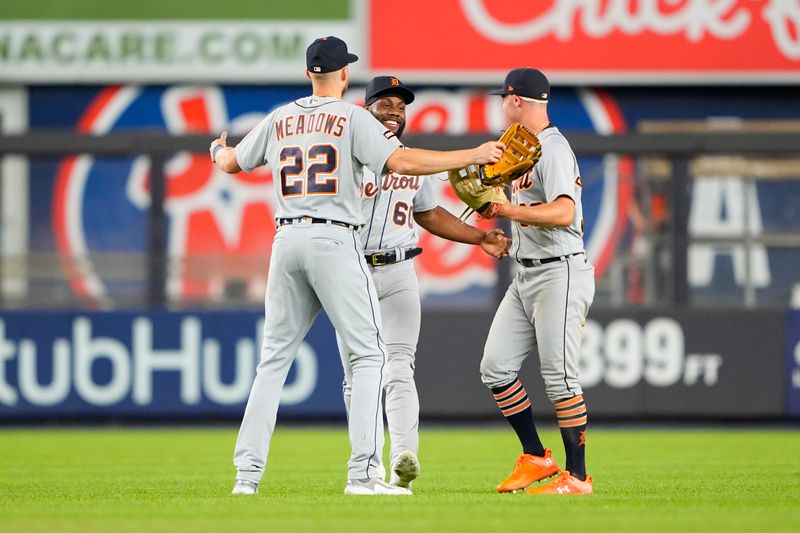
[493,379,531,417]
[555,395,588,480]
[555,395,588,428]
[491,379,544,456]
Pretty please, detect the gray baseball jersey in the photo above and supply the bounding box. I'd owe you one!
[232,95,403,486]
[236,95,402,225]
[360,169,438,253]
[481,125,595,403]
[509,127,585,261]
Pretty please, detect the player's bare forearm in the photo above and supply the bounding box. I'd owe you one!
[386,141,504,176]
[414,206,484,244]
[214,147,241,174]
[414,207,510,258]
[210,131,242,174]
[497,195,575,228]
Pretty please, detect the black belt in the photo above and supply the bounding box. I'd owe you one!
[365,247,423,267]
[276,217,359,231]
[519,252,584,268]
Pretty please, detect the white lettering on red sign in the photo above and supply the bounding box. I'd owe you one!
[460,0,800,60]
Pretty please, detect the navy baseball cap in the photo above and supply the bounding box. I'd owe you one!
[489,68,550,102]
[306,36,358,73]
[364,76,415,105]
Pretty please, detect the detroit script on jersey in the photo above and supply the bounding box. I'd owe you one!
[360,169,436,254]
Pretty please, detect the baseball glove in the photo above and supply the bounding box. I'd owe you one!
[448,123,540,220]
[448,164,508,221]
[481,122,542,186]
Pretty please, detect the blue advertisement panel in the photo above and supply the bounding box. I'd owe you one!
[416,309,788,419]
[787,311,800,417]
[1,308,791,420]
[0,311,344,419]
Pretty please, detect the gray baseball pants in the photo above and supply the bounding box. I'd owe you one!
[234,220,387,484]
[481,254,595,401]
[339,258,420,472]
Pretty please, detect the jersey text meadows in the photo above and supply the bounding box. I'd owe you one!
[275,112,347,141]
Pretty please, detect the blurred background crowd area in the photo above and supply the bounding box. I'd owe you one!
[1,0,799,421]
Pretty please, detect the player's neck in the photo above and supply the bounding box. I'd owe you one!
[311,83,345,99]
[531,114,550,135]
[533,120,552,136]
[524,116,551,136]
[519,108,550,135]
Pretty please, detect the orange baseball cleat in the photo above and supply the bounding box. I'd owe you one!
[526,471,593,495]
[496,449,560,493]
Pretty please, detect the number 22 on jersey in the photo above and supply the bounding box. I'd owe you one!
[279,144,338,197]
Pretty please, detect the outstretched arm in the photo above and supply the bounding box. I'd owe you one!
[414,206,511,259]
[386,141,504,176]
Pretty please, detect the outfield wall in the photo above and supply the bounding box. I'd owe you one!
[0,309,796,421]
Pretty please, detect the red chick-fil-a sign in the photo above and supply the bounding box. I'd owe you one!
[370,0,800,83]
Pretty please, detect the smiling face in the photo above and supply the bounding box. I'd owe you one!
[367,95,407,137]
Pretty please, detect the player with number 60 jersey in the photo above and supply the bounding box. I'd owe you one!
[336,76,511,492]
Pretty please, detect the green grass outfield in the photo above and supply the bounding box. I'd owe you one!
[1,426,798,532]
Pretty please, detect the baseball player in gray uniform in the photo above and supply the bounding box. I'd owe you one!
[210,36,505,496]
[336,76,512,491]
[480,68,595,495]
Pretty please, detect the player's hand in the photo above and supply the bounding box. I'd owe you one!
[480,228,511,259]
[472,141,505,165]
[210,131,228,162]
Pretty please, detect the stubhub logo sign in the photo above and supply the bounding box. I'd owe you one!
[0,311,343,418]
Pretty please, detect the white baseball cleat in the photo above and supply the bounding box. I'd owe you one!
[231,480,258,495]
[344,477,412,495]
[390,450,420,489]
